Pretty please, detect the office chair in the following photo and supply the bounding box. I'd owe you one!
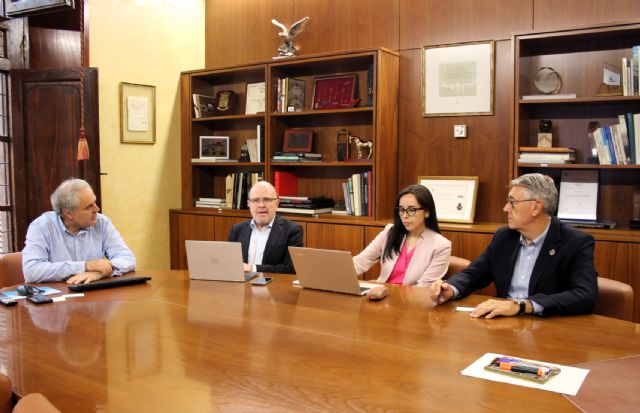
[594,277,634,321]
[0,373,61,413]
[444,256,470,280]
[0,252,24,288]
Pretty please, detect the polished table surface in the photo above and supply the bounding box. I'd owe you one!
[1,270,639,413]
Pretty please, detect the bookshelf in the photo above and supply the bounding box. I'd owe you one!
[513,22,640,231]
[180,48,399,220]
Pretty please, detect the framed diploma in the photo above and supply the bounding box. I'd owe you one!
[312,74,359,110]
[417,176,479,223]
[422,41,494,117]
[245,82,265,115]
[120,82,156,144]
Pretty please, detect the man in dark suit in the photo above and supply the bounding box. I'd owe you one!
[429,173,597,318]
[228,181,303,274]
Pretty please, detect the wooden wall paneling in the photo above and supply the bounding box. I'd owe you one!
[205,0,292,68]
[214,216,248,241]
[399,0,533,49]
[292,0,399,56]
[169,212,216,269]
[594,240,630,280]
[397,41,512,224]
[305,222,364,254]
[362,225,384,280]
[533,0,640,32]
[180,74,193,209]
[628,243,640,323]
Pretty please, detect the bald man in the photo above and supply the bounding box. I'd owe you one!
[227,181,303,274]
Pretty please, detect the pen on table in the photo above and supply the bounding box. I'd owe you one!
[499,362,547,376]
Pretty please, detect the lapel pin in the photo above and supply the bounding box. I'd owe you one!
[549,249,556,256]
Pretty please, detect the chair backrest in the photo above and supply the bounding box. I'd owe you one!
[594,277,634,321]
[444,256,471,279]
[0,252,24,288]
[12,393,61,413]
[0,373,12,413]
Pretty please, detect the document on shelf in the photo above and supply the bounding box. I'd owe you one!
[461,353,589,396]
[557,170,599,220]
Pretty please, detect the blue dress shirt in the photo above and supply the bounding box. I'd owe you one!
[22,211,136,282]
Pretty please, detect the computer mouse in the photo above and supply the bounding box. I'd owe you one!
[16,284,37,296]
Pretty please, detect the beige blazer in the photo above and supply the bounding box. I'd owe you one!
[352,224,451,287]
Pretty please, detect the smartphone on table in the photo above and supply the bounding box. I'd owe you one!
[250,277,273,286]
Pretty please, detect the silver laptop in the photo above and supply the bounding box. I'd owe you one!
[185,240,259,282]
[288,246,373,295]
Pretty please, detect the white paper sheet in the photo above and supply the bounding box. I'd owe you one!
[461,353,590,396]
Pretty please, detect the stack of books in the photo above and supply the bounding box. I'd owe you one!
[517,147,576,164]
[271,152,322,162]
[590,114,639,165]
[341,172,371,216]
[195,197,226,209]
[277,196,334,215]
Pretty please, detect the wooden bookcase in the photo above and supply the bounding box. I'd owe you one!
[513,22,640,232]
[180,48,399,221]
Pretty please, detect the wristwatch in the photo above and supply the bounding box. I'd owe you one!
[513,298,527,315]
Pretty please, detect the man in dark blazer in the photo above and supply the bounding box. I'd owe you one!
[430,173,597,318]
[228,181,303,274]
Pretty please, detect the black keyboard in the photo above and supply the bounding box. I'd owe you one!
[68,276,152,292]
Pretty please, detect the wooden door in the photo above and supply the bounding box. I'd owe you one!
[11,68,101,249]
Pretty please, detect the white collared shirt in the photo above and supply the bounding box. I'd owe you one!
[247,217,275,271]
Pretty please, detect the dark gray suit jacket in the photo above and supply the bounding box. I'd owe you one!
[227,214,303,274]
[447,217,598,316]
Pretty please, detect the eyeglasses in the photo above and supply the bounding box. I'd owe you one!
[395,207,424,216]
[506,198,537,209]
[248,197,277,205]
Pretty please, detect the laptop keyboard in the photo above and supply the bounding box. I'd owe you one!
[68,276,151,292]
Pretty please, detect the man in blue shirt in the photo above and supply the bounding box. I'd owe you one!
[429,173,597,318]
[22,178,136,284]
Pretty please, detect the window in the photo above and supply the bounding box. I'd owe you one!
[0,71,12,253]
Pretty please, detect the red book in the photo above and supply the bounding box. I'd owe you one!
[274,171,297,196]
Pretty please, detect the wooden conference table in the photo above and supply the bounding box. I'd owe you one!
[1,270,639,413]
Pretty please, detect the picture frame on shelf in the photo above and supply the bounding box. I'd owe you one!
[422,41,494,117]
[199,136,230,160]
[120,82,156,144]
[312,74,359,110]
[417,176,479,223]
[245,82,265,114]
[283,129,313,153]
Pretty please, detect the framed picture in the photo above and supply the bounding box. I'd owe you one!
[422,41,494,117]
[312,74,359,110]
[199,136,229,160]
[245,82,265,115]
[120,82,156,144]
[283,129,313,153]
[5,0,74,17]
[417,176,479,223]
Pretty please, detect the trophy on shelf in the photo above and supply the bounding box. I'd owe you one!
[596,62,623,96]
[214,90,236,115]
[534,67,562,94]
[271,17,309,58]
[537,119,553,148]
[348,134,373,160]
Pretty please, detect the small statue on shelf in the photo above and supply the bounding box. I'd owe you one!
[271,17,309,58]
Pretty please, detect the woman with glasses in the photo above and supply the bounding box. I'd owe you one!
[353,184,451,287]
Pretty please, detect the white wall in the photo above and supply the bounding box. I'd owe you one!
[89,0,205,270]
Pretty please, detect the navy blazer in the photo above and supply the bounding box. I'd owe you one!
[227,214,303,274]
[447,217,598,316]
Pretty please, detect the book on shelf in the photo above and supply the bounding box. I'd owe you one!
[519,147,575,153]
[624,113,636,164]
[256,124,265,162]
[192,94,216,118]
[278,196,331,204]
[331,209,348,216]
[225,172,263,209]
[279,199,335,209]
[276,206,333,215]
[520,93,576,100]
[192,158,239,163]
[560,219,617,229]
[274,171,297,196]
[272,152,322,161]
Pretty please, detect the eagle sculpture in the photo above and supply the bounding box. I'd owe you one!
[271,17,310,58]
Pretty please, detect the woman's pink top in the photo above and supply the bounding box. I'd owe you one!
[387,243,416,284]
